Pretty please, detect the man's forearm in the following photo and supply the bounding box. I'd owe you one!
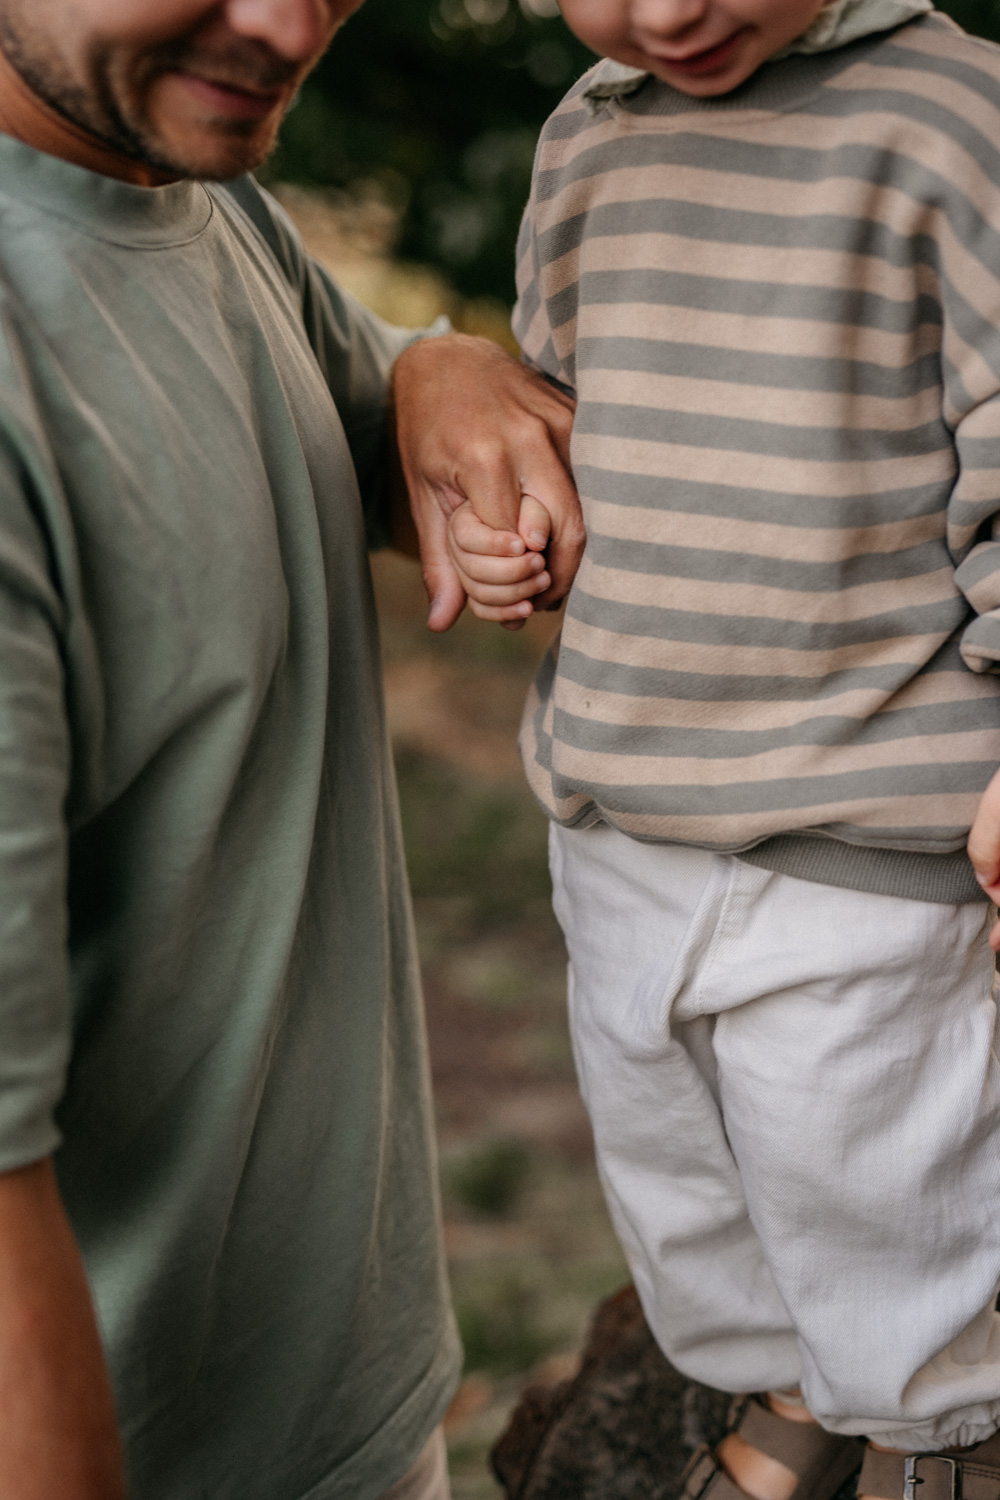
[0,1158,127,1500]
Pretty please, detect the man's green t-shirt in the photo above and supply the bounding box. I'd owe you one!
[0,135,460,1499]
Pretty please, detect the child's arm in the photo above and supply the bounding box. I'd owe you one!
[447,495,555,630]
[967,777,1000,948]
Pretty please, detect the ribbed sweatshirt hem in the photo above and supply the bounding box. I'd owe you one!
[736,835,987,905]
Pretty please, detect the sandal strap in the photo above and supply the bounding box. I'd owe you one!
[682,1399,865,1500]
[737,1398,857,1473]
[859,1440,1000,1500]
[683,1444,756,1500]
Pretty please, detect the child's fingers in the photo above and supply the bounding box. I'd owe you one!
[450,501,527,559]
[513,437,584,610]
[969,766,1000,949]
[448,539,546,587]
[447,501,551,599]
[517,494,552,553]
[444,495,552,631]
[452,564,551,607]
[467,596,537,624]
[969,766,1000,889]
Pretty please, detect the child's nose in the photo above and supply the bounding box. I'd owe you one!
[631,0,712,41]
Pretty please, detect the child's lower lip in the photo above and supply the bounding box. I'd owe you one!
[654,29,749,76]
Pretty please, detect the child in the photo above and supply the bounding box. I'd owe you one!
[448,3,1000,1498]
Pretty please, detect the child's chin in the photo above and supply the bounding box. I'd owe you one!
[654,63,757,96]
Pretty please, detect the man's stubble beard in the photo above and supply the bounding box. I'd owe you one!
[0,13,295,179]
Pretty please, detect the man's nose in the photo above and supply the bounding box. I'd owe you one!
[223,0,341,62]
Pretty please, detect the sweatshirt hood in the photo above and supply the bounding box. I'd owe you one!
[582,0,933,107]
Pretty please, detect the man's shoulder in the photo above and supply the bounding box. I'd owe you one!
[209,176,308,297]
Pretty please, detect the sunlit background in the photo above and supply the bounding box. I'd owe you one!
[266,0,592,306]
[270,3,1000,1493]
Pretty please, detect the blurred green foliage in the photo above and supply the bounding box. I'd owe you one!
[395,748,552,922]
[455,1269,555,1375]
[271,0,1000,304]
[939,1,1000,40]
[447,1137,533,1216]
[268,0,593,303]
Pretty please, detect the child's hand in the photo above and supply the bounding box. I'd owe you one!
[447,495,553,631]
[968,766,1000,947]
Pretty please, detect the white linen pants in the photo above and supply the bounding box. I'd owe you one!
[550,822,1000,1450]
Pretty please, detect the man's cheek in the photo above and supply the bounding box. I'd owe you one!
[77,0,221,48]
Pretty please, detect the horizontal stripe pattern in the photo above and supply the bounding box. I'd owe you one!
[513,13,1000,873]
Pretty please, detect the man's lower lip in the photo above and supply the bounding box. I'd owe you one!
[174,73,284,120]
[656,30,748,75]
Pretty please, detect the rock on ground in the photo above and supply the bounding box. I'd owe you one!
[490,1285,731,1500]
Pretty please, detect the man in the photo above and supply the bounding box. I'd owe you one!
[0,3,580,1498]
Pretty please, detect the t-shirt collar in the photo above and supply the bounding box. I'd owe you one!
[0,132,213,248]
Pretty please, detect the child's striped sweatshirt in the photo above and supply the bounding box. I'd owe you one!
[514,12,1000,903]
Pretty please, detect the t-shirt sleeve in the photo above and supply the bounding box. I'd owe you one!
[0,361,73,1170]
[219,176,446,549]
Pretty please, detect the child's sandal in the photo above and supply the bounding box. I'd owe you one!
[681,1395,866,1500]
[858,1433,1000,1500]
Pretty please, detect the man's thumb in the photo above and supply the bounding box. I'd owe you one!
[422,538,467,632]
[518,494,552,553]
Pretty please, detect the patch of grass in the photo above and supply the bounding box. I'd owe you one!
[451,1249,631,1381]
[395,749,552,923]
[456,1270,557,1377]
[447,1137,532,1217]
[444,610,558,668]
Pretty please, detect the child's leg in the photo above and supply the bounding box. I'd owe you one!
[550,824,803,1393]
[551,823,1000,1451]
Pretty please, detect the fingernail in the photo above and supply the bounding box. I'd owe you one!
[518,601,533,616]
[508,539,526,555]
[527,530,548,549]
[976,871,993,888]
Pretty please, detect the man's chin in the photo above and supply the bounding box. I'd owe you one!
[130,73,284,178]
[140,118,280,181]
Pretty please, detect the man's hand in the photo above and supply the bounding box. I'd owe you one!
[390,333,583,632]
[968,765,1000,947]
[0,1158,127,1500]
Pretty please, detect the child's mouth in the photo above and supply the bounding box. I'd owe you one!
[651,28,750,77]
